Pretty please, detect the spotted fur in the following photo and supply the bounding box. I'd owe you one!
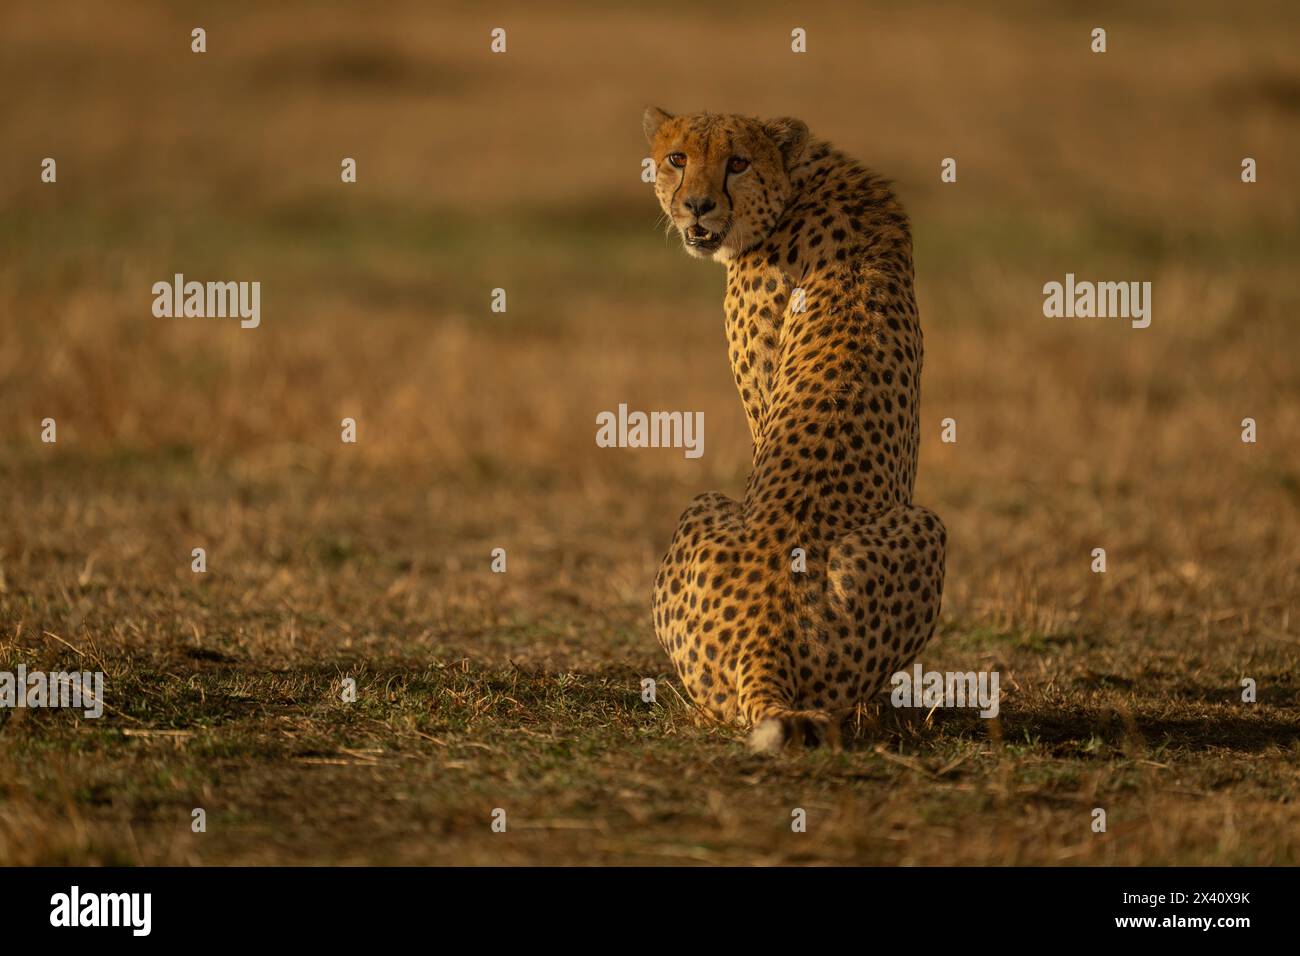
[645,108,947,752]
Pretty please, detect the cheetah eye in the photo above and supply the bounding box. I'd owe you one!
[668,152,687,169]
[727,156,750,174]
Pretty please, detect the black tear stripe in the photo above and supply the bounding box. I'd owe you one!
[703,118,735,216]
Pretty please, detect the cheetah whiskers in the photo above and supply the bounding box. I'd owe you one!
[657,210,675,241]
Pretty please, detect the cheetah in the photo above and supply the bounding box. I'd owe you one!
[645,108,947,752]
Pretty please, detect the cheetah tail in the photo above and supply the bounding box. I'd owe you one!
[736,592,838,754]
[747,707,840,754]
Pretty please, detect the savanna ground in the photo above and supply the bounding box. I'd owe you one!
[1,1,1298,865]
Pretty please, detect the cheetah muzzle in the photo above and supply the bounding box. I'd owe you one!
[645,107,949,753]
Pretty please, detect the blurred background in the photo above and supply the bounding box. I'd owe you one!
[1,1,1297,865]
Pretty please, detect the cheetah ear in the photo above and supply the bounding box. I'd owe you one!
[763,117,809,169]
[643,106,673,145]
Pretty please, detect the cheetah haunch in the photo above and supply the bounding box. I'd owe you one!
[646,108,947,753]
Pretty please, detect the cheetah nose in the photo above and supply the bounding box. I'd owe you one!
[683,196,716,217]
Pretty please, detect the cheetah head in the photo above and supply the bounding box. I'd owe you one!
[643,108,808,262]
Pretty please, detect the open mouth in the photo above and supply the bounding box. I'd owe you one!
[683,222,726,250]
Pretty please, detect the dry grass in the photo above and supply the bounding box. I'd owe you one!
[1,0,1298,865]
